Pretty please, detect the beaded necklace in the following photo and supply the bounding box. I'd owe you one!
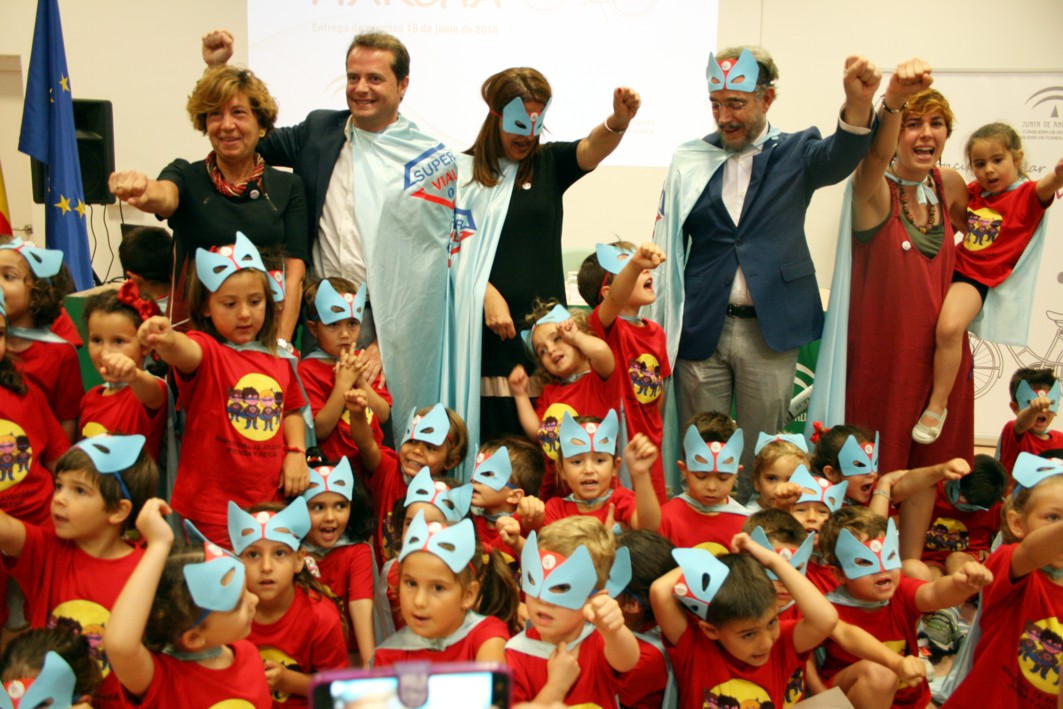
[894,171,937,234]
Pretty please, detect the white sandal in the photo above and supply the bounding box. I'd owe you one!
[912,408,947,444]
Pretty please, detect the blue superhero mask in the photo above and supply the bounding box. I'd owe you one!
[671,547,730,620]
[521,304,572,353]
[520,531,631,610]
[1016,380,1061,414]
[835,518,902,579]
[314,279,368,325]
[403,403,451,447]
[1012,452,1063,492]
[749,526,815,580]
[302,456,356,503]
[0,237,64,278]
[754,432,809,455]
[472,446,515,492]
[268,265,285,303]
[182,520,246,619]
[706,49,761,93]
[398,511,476,575]
[404,467,473,522]
[194,231,267,293]
[72,433,145,500]
[790,464,847,512]
[683,425,744,474]
[501,96,551,136]
[227,498,311,554]
[595,242,635,276]
[559,409,620,459]
[837,433,880,477]
[0,651,76,709]
[944,479,991,513]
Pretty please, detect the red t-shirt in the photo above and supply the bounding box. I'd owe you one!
[821,576,929,707]
[957,180,1047,287]
[172,332,305,531]
[588,308,670,503]
[133,639,271,709]
[543,486,637,527]
[806,558,841,595]
[364,449,408,565]
[12,339,82,423]
[473,515,519,565]
[373,614,509,667]
[297,355,391,479]
[507,626,619,707]
[667,619,806,709]
[923,481,1001,566]
[247,587,348,708]
[313,541,374,651]
[0,383,68,525]
[999,419,1063,479]
[944,543,1063,709]
[618,633,669,709]
[79,381,168,461]
[657,497,747,555]
[8,524,143,709]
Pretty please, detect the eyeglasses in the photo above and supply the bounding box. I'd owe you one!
[710,98,752,113]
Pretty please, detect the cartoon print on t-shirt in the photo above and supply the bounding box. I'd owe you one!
[538,403,577,461]
[783,664,805,706]
[628,353,663,404]
[208,701,257,709]
[226,374,283,442]
[1018,617,1063,692]
[706,678,771,708]
[0,422,32,490]
[965,206,1002,252]
[51,599,111,677]
[258,646,301,703]
[81,421,110,439]
[925,517,970,551]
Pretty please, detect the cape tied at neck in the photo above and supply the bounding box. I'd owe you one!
[677,493,750,516]
[885,170,938,205]
[826,585,888,609]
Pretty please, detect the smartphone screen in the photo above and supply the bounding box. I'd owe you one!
[317,669,508,709]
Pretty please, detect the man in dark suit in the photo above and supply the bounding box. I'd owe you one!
[651,46,881,501]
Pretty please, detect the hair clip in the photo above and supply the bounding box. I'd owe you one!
[521,531,602,610]
[1012,452,1063,492]
[0,237,63,279]
[0,651,77,709]
[227,498,311,555]
[404,467,472,522]
[72,434,146,500]
[194,231,267,293]
[403,403,451,447]
[809,421,829,445]
[671,547,730,620]
[706,48,761,93]
[595,243,635,276]
[399,510,476,574]
[267,266,285,303]
[520,304,572,353]
[183,520,246,617]
[116,279,161,321]
[838,433,880,477]
[835,518,901,579]
[749,526,815,580]
[472,446,515,492]
[314,279,367,325]
[789,464,847,512]
[754,432,809,455]
[559,409,619,458]
[1016,380,1061,414]
[501,96,551,137]
[302,456,356,502]
[683,426,744,474]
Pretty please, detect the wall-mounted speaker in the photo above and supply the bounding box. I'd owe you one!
[31,98,115,205]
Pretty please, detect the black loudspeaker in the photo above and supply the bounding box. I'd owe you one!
[31,99,115,205]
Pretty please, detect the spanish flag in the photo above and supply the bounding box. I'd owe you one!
[0,160,11,237]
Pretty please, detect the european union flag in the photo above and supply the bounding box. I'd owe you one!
[18,0,93,291]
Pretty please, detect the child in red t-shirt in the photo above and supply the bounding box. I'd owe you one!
[470,436,545,564]
[771,464,848,595]
[922,454,1006,577]
[0,626,102,707]
[747,434,810,513]
[998,368,1063,475]
[579,241,670,503]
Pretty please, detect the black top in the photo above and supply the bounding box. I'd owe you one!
[480,140,590,377]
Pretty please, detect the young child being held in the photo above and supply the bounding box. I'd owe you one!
[300,454,376,667]
[229,498,347,707]
[998,368,1062,474]
[579,241,669,503]
[817,506,993,708]
[105,500,270,709]
[298,278,391,477]
[80,287,168,460]
[540,410,661,532]
[914,126,1063,444]
[943,453,1063,708]
[747,433,811,513]
[0,627,101,709]
[0,238,79,440]
[658,414,751,553]
[505,516,639,706]
[650,534,838,709]
[509,301,617,499]
[118,225,173,315]
[138,232,308,545]
[470,437,545,561]
[372,511,514,666]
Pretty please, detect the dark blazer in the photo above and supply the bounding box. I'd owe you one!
[678,125,872,360]
[257,109,349,249]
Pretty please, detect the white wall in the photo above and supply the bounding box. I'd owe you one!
[4,0,1063,285]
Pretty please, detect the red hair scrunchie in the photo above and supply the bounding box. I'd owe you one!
[809,420,829,445]
[117,279,161,323]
